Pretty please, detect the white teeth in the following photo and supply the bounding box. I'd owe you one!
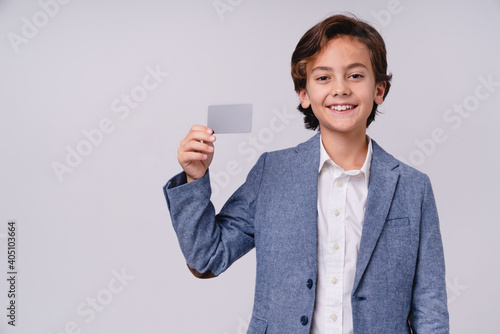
[329,105,355,111]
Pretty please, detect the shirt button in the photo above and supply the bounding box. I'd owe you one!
[300,315,308,326]
[333,243,340,250]
[306,279,313,289]
[337,181,343,187]
[331,314,338,321]
[334,210,340,216]
[321,168,327,173]
[331,277,338,284]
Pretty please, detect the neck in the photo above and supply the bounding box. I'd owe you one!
[320,128,368,171]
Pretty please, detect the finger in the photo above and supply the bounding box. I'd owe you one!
[180,133,215,151]
[179,139,214,155]
[184,140,214,154]
[185,130,216,144]
[178,151,210,165]
[190,124,214,136]
[188,126,214,144]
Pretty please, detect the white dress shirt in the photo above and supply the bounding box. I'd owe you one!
[310,134,372,334]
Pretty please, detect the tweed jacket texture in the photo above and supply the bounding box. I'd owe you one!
[164,133,450,333]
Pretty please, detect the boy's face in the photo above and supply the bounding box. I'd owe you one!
[299,35,386,138]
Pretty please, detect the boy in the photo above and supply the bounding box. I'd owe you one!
[164,14,449,334]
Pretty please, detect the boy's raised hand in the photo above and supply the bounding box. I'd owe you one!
[178,125,216,183]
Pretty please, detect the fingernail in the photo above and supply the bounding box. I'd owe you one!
[202,154,208,159]
[210,135,215,141]
[207,128,213,134]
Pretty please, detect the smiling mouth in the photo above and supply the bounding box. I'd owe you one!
[328,104,357,111]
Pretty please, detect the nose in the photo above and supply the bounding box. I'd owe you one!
[331,78,350,96]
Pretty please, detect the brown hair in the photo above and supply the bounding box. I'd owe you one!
[291,14,392,130]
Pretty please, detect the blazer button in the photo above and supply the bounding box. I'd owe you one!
[300,315,308,326]
[306,279,313,289]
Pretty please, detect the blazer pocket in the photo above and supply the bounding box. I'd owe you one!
[384,217,410,227]
[247,316,268,334]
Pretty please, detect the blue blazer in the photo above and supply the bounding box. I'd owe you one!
[164,133,449,333]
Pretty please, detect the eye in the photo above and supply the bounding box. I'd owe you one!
[349,73,363,79]
[316,76,330,82]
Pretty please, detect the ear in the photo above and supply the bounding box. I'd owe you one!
[298,89,311,108]
[374,81,386,105]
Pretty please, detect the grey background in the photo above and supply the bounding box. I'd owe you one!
[0,0,499,333]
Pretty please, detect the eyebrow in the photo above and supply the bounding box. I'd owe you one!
[311,62,368,73]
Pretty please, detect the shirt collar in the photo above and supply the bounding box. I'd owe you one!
[318,134,373,183]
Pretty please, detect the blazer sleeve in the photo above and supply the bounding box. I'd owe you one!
[410,174,450,333]
[163,153,267,278]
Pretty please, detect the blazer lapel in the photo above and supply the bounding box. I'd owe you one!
[290,133,321,269]
[352,139,401,293]
[287,134,400,288]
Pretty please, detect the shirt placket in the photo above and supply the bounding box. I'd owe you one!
[326,167,348,334]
